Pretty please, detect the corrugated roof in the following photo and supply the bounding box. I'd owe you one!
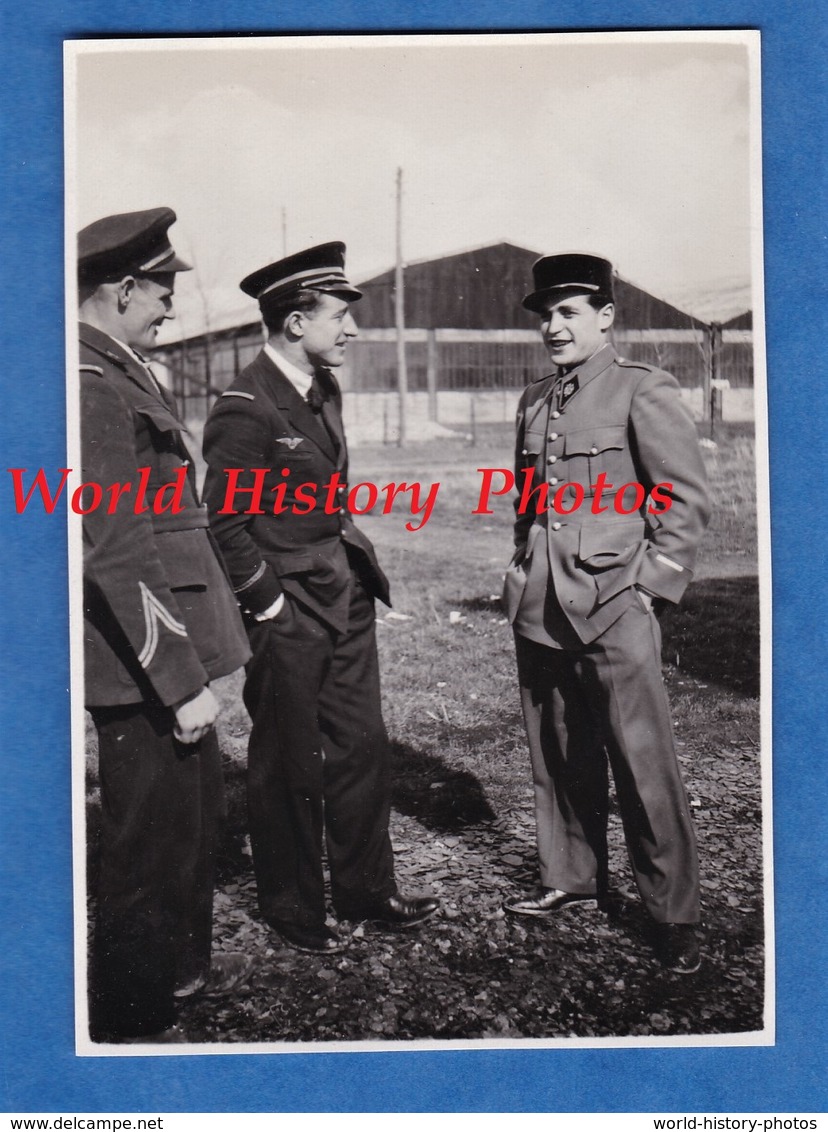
[156,241,751,344]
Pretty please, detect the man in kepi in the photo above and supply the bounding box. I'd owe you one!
[202,242,438,955]
[501,253,711,973]
[78,208,254,1042]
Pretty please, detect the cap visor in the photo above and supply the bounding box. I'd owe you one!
[312,283,363,302]
[143,253,192,273]
[522,283,600,312]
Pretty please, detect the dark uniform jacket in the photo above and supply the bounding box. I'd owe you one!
[202,349,389,633]
[79,323,250,708]
[503,344,711,644]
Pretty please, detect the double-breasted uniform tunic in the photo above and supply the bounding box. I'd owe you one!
[81,323,249,706]
[503,343,711,922]
[202,350,397,934]
[79,323,250,1039]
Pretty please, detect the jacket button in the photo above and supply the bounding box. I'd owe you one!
[548,432,558,441]
[548,477,559,485]
[551,521,562,531]
[547,455,557,464]
[550,410,561,419]
[521,448,528,456]
[589,446,598,455]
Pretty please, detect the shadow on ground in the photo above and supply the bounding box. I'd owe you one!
[660,575,759,697]
[390,740,497,830]
[458,577,760,699]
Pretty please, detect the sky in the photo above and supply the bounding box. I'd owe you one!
[67,33,759,338]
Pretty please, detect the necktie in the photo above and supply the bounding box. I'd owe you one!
[307,369,331,413]
[307,369,341,455]
[132,348,166,397]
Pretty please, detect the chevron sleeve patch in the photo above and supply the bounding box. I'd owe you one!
[137,580,188,668]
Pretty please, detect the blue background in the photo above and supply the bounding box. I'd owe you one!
[1,0,825,1114]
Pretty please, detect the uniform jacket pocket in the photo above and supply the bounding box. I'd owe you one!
[578,518,645,569]
[135,401,186,433]
[564,424,627,485]
[156,529,212,590]
[578,519,648,606]
[267,550,315,576]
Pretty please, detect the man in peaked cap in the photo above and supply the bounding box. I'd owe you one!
[500,252,711,973]
[202,242,438,955]
[78,208,254,1042]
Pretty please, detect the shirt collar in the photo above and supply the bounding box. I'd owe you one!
[264,341,313,399]
[557,342,615,385]
[105,335,166,393]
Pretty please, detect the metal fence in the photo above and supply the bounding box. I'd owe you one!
[157,324,754,427]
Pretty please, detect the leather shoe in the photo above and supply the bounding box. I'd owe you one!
[362,893,440,927]
[174,952,257,999]
[503,888,597,916]
[656,923,701,974]
[272,921,347,954]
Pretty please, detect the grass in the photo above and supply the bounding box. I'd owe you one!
[346,420,760,768]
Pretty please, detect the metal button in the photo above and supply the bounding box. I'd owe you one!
[548,432,559,441]
[551,521,562,531]
[550,410,561,419]
[548,477,559,485]
[548,455,557,464]
[589,446,598,455]
[521,448,528,456]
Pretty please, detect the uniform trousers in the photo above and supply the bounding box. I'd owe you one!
[242,572,396,933]
[514,598,700,923]
[89,702,224,1039]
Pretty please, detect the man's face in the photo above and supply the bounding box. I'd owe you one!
[123,273,176,352]
[298,292,358,368]
[539,291,614,369]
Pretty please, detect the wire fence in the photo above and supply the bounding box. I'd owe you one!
[157,324,754,431]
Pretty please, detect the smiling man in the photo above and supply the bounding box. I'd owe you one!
[501,253,712,973]
[202,243,438,955]
[77,208,253,1042]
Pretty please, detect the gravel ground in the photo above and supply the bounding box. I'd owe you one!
[174,717,764,1047]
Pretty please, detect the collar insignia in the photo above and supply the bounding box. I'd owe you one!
[558,374,579,407]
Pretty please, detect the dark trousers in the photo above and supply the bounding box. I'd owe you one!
[243,575,396,932]
[515,598,700,924]
[89,702,223,1039]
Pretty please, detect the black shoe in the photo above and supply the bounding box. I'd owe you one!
[656,923,701,974]
[362,893,440,927]
[271,921,347,954]
[503,888,597,916]
[174,952,258,999]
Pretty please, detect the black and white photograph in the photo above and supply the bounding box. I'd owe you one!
[65,30,769,1054]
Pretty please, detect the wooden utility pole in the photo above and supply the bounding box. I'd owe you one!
[426,329,438,422]
[395,166,408,446]
[709,321,725,440]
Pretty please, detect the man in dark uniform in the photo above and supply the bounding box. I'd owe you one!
[501,253,711,973]
[202,243,438,956]
[78,208,254,1042]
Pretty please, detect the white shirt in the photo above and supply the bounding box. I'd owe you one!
[109,336,167,396]
[263,341,314,400]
